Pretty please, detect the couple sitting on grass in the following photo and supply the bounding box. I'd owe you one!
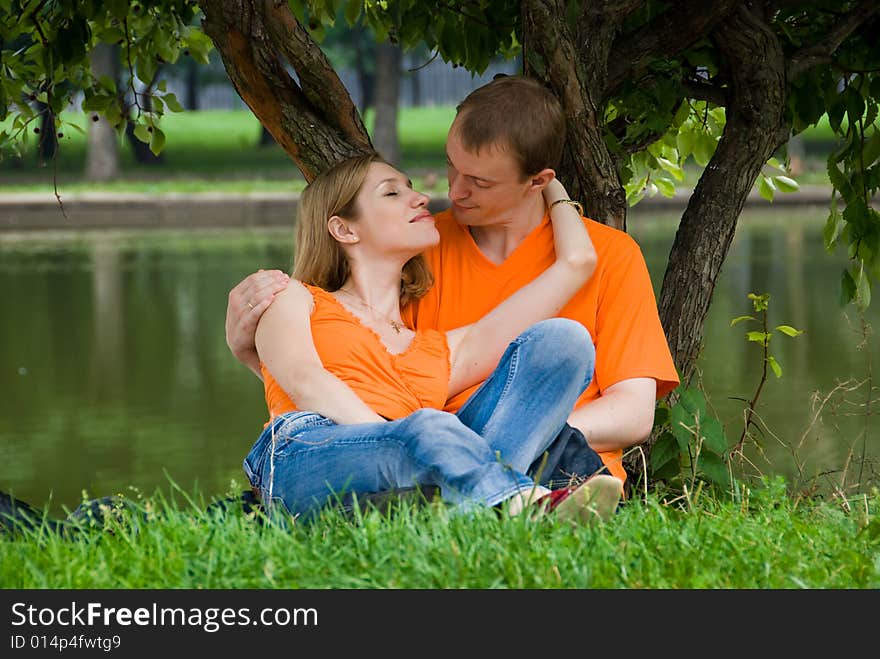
[228,76,679,524]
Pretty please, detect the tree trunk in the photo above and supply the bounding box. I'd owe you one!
[354,28,375,115]
[657,5,792,388]
[86,44,120,181]
[372,42,401,166]
[199,0,372,182]
[185,57,200,111]
[522,0,627,230]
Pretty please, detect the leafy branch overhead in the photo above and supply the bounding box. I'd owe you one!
[1,0,878,392]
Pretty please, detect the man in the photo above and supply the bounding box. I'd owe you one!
[225,75,679,487]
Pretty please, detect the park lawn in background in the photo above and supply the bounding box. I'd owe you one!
[0,107,455,193]
[1,107,834,195]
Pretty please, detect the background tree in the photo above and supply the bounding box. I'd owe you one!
[2,0,879,477]
[85,43,120,181]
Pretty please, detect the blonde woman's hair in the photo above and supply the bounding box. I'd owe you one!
[291,153,433,307]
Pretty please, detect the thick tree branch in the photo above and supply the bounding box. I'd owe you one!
[593,0,647,22]
[523,0,627,229]
[606,0,740,98]
[261,0,369,146]
[658,4,791,386]
[788,0,880,78]
[200,0,371,180]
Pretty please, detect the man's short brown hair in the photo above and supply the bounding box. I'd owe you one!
[454,75,566,179]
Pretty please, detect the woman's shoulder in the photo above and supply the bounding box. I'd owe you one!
[271,278,320,313]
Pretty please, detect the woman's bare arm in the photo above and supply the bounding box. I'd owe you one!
[256,280,385,425]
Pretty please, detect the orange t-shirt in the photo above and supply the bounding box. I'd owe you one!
[402,209,680,481]
[262,284,450,422]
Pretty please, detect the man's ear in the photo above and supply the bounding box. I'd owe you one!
[328,215,359,244]
[528,168,556,192]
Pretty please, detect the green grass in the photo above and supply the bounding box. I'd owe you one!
[2,479,877,588]
[1,106,836,194]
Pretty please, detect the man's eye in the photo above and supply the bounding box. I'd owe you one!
[384,191,398,196]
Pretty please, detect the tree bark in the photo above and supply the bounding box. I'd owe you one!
[657,5,792,388]
[199,0,372,182]
[522,0,628,230]
[372,42,402,167]
[86,44,120,181]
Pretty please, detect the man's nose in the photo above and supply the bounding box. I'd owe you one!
[448,171,468,201]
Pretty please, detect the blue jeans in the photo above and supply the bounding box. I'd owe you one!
[243,318,595,520]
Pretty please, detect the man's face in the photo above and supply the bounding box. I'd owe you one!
[445,120,534,227]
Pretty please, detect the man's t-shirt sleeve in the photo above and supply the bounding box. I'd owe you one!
[591,232,679,400]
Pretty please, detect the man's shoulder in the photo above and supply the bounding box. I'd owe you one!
[584,217,640,253]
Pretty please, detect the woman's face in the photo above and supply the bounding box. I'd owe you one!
[346,162,439,257]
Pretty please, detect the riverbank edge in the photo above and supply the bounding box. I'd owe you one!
[0,185,835,232]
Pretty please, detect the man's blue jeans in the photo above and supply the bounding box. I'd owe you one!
[243,318,596,520]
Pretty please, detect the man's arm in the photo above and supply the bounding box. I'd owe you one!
[225,269,290,380]
[567,377,657,453]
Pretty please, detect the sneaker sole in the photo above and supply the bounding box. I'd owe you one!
[553,475,623,524]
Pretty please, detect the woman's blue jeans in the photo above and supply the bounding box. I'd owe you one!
[243,318,595,520]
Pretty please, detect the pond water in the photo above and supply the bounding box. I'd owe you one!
[1,205,877,515]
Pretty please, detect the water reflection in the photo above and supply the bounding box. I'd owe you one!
[1,211,877,515]
[632,207,878,493]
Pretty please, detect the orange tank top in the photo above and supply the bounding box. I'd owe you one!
[261,283,451,422]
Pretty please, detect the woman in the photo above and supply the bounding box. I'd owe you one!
[244,153,622,522]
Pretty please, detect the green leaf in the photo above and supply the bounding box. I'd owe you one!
[746,331,769,344]
[344,0,362,25]
[824,206,843,251]
[149,126,166,155]
[730,315,756,326]
[670,405,694,453]
[700,417,727,455]
[767,355,782,378]
[774,325,803,337]
[855,265,872,311]
[654,177,676,198]
[162,93,184,113]
[677,388,707,418]
[650,432,680,472]
[844,86,866,125]
[81,94,112,112]
[774,175,799,192]
[656,157,684,181]
[133,123,151,144]
[841,269,857,306]
[653,405,670,428]
[758,175,775,201]
[692,131,715,166]
[676,129,694,159]
[697,452,730,487]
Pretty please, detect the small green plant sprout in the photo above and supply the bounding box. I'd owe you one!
[730,292,804,453]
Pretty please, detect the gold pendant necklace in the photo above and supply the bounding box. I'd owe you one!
[338,288,405,334]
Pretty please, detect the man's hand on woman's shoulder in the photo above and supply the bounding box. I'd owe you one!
[226,269,290,375]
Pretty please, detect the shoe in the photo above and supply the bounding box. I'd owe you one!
[536,475,623,524]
